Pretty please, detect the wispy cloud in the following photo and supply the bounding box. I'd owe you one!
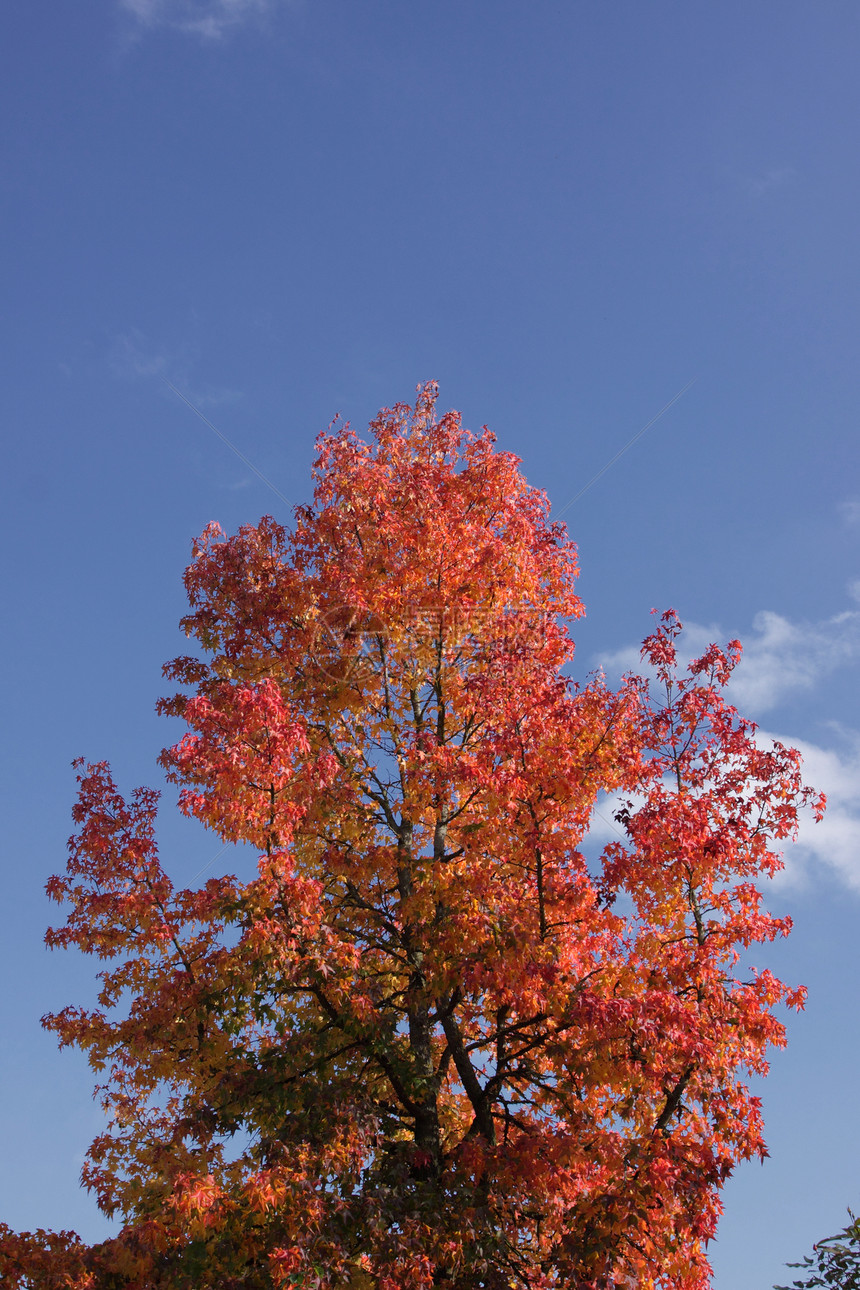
[107,330,292,501]
[110,330,242,406]
[119,0,283,41]
[839,498,860,527]
[597,607,860,716]
[110,330,170,379]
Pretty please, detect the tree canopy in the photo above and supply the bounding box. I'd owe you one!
[0,385,823,1289]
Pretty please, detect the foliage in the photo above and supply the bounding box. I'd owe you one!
[1,385,823,1288]
[776,1212,860,1289]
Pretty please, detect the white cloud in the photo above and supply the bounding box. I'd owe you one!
[593,642,641,679]
[595,608,860,891]
[584,733,860,894]
[839,498,860,527]
[119,0,282,40]
[585,791,629,847]
[763,728,860,891]
[728,610,860,713]
[597,608,860,716]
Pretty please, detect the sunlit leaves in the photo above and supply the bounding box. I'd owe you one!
[1,386,821,1290]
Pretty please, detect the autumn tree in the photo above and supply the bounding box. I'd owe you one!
[0,384,822,1289]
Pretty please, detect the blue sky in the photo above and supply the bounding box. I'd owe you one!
[1,2,858,1285]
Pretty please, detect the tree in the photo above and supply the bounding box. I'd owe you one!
[1,384,823,1289]
[776,1212,860,1289]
